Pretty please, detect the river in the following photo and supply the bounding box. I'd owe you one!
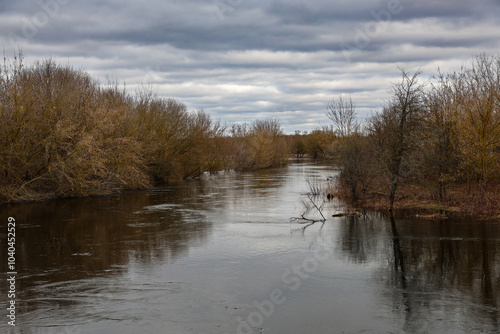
[1,160,499,334]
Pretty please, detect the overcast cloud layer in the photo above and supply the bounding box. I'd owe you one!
[2,0,500,132]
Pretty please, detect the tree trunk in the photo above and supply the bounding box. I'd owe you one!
[389,175,398,211]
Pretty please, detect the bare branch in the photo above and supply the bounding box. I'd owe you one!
[326,94,359,142]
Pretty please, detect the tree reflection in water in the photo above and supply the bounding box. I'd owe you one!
[336,212,500,333]
[0,161,498,333]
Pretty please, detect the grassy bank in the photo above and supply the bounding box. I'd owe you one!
[340,183,500,220]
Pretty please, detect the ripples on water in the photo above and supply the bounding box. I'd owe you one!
[0,160,499,334]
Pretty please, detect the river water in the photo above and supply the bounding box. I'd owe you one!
[1,160,499,334]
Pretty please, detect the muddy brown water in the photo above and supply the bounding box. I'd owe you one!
[1,160,499,333]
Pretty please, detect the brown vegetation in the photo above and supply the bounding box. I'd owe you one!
[229,119,288,170]
[287,128,334,159]
[330,54,500,218]
[0,55,288,203]
[2,52,499,218]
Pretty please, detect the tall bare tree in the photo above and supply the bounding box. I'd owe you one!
[326,94,358,145]
[423,69,460,202]
[370,68,426,211]
[326,94,377,203]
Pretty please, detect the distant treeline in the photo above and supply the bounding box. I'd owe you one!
[326,54,500,217]
[0,55,288,202]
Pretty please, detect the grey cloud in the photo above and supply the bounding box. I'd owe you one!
[1,0,499,132]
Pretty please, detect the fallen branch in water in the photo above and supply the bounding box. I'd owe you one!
[332,212,362,218]
[290,193,327,224]
[306,193,327,221]
[290,178,329,228]
[290,214,325,224]
[290,214,325,234]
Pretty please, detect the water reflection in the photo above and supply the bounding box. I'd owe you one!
[0,165,299,333]
[337,213,500,333]
[337,215,385,264]
[0,184,221,330]
[0,161,499,333]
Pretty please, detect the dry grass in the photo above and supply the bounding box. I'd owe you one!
[336,180,498,219]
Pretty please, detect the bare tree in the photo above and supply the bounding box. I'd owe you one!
[423,70,460,202]
[326,94,359,144]
[370,68,426,211]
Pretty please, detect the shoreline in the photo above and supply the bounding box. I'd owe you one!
[341,186,500,221]
[2,161,499,221]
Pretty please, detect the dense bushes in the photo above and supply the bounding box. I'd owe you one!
[129,91,228,181]
[0,57,150,202]
[288,128,334,159]
[229,119,288,169]
[0,56,287,203]
[331,54,500,216]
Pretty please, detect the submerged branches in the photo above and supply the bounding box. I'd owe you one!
[305,193,327,221]
[291,178,328,225]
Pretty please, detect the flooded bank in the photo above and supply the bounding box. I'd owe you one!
[1,160,499,333]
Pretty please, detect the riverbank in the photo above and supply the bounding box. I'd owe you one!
[335,183,500,220]
[0,56,288,204]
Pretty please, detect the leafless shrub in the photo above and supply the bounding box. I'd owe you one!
[229,119,289,170]
[0,55,292,202]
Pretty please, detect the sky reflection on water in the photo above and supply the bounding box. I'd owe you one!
[1,161,499,334]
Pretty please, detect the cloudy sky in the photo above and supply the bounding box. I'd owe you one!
[2,0,500,132]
